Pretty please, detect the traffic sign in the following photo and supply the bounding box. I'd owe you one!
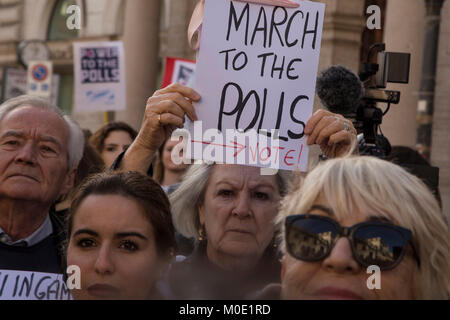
[31,64,49,82]
[27,61,52,98]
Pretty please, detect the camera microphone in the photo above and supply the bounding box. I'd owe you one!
[316,65,363,115]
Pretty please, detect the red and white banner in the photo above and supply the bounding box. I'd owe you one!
[161,57,196,89]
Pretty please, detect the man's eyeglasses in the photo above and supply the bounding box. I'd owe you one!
[284,205,419,270]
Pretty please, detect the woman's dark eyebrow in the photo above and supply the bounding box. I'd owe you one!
[73,229,98,237]
[115,232,148,240]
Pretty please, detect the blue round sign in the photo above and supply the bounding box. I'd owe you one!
[31,64,48,82]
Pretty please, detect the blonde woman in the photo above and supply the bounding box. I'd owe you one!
[273,156,449,300]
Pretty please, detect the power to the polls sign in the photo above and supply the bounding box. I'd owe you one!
[189,0,325,172]
[73,41,126,113]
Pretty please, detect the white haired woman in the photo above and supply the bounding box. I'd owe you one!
[268,156,449,300]
[167,163,290,299]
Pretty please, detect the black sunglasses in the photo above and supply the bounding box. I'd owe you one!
[285,205,419,270]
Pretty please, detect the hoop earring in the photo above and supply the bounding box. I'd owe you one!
[198,225,206,242]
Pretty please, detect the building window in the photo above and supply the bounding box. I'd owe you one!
[47,0,79,41]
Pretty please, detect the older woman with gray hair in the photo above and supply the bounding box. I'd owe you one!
[167,164,290,299]
[270,156,449,300]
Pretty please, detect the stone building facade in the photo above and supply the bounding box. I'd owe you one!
[0,0,448,211]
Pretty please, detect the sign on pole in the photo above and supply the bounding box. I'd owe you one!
[188,0,325,172]
[73,41,126,112]
[27,61,52,98]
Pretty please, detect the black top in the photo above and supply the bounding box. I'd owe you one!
[0,211,66,274]
[168,241,281,300]
[0,233,61,274]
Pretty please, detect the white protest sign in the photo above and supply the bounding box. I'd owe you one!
[0,269,72,300]
[189,0,324,171]
[27,61,53,98]
[73,41,126,112]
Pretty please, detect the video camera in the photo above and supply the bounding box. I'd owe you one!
[355,43,411,158]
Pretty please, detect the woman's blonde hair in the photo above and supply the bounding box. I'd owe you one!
[170,163,291,240]
[277,156,450,300]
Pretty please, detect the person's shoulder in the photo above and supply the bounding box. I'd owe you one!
[167,249,221,298]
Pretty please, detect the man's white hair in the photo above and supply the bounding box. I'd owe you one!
[0,95,84,170]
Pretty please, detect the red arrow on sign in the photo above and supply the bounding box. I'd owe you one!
[191,140,246,158]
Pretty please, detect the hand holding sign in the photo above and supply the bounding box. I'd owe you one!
[305,109,358,158]
[138,83,199,151]
[122,83,200,173]
[190,0,326,171]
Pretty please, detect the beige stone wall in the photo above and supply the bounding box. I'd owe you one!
[0,0,128,133]
[114,0,161,131]
[380,0,449,213]
[0,0,22,68]
[318,0,365,72]
[381,0,424,148]
[159,0,196,60]
[432,0,450,214]
[22,0,123,39]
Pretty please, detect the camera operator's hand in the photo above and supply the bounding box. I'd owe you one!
[120,83,200,173]
[305,109,358,158]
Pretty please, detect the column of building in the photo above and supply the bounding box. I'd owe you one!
[115,0,161,130]
[431,0,450,212]
[381,0,424,148]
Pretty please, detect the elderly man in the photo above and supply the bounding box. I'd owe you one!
[0,96,84,300]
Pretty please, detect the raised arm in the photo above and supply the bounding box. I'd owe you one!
[118,83,200,173]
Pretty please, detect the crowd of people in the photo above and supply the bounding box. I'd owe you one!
[0,0,448,302]
[0,81,448,300]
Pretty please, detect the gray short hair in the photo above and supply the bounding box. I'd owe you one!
[277,156,450,300]
[170,163,291,240]
[0,95,84,170]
